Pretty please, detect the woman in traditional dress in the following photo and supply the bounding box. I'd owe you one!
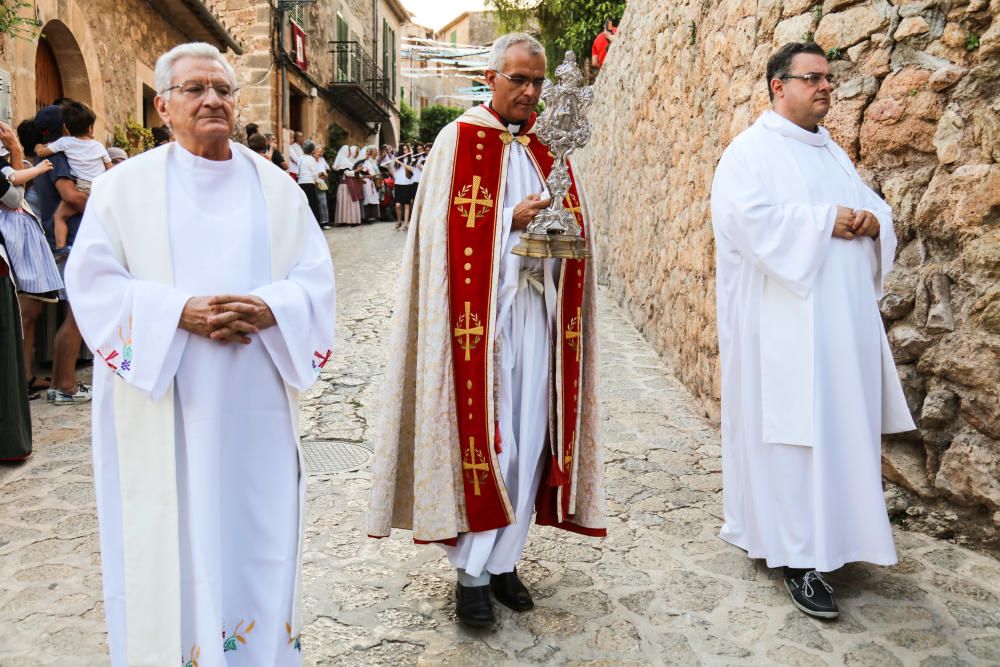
[332,146,361,225]
[0,174,33,461]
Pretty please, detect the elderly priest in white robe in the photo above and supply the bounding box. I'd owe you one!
[65,43,336,666]
[367,33,606,628]
[711,42,915,621]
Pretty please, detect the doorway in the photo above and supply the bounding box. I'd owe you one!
[35,37,64,108]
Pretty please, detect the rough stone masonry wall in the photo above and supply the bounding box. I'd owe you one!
[574,0,1000,553]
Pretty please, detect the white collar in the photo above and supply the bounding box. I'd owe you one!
[761,110,829,147]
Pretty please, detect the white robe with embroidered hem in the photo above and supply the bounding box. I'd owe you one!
[65,141,336,666]
[443,127,558,577]
[711,111,915,572]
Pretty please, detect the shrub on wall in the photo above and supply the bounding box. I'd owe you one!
[111,117,154,155]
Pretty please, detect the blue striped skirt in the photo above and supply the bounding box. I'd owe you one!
[0,205,64,296]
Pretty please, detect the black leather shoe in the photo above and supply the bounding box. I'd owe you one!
[785,568,839,619]
[455,583,495,627]
[490,568,534,611]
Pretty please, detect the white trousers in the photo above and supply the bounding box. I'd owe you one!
[444,271,550,577]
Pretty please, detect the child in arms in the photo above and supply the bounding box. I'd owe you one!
[35,101,110,258]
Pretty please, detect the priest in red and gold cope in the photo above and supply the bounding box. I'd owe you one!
[366,33,606,628]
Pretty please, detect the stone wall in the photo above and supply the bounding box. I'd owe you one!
[209,0,405,148]
[575,0,1000,552]
[0,0,220,141]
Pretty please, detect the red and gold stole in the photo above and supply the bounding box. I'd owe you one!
[447,110,589,533]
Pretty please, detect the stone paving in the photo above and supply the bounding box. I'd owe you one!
[1,222,999,666]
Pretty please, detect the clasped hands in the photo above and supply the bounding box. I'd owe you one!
[833,206,879,240]
[179,295,277,345]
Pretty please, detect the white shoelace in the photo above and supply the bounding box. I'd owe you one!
[802,571,834,599]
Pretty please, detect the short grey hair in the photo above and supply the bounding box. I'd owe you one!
[155,42,238,98]
[487,33,545,71]
[302,140,316,154]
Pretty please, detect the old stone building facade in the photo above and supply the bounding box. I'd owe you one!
[0,0,239,143]
[576,0,999,552]
[210,0,410,150]
[402,11,497,112]
[0,0,410,155]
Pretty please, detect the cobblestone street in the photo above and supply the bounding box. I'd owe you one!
[2,223,999,666]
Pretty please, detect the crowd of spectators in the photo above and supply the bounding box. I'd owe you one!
[242,123,431,231]
[0,99,139,461]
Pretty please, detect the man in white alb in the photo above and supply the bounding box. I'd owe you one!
[65,43,336,665]
[711,42,915,619]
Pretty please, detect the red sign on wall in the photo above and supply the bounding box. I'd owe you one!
[291,21,308,71]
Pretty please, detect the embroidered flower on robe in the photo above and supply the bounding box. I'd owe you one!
[312,348,332,377]
[222,619,255,652]
[285,622,301,651]
[97,318,134,379]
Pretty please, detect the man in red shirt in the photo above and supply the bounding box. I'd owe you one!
[591,18,618,75]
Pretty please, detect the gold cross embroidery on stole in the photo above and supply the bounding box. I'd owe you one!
[565,306,582,363]
[463,437,490,495]
[454,301,484,362]
[453,175,494,228]
[564,194,582,216]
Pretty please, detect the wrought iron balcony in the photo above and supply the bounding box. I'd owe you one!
[329,41,393,123]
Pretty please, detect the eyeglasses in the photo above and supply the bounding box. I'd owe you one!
[494,71,547,90]
[781,73,835,87]
[160,81,238,101]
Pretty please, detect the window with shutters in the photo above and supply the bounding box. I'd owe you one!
[390,26,396,101]
[288,4,306,28]
[336,13,348,82]
[382,19,389,98]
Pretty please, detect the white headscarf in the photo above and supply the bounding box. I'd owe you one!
[332,145,353,170]
[364,145,380,173]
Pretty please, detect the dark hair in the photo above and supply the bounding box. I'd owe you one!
[16,120,43,158]
[151,126,171,146]
[246,123,259,140]
[248,133,268,153]
[61,100,97,137]
[606,17,618,29]
[766,42,827,101]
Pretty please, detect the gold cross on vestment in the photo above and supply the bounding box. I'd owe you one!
[565,306,582,363]
[453,175,494,228]
[564,194,581,216]
[462,437,490,496]
[454,301,484,361]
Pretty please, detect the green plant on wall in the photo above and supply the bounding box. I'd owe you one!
[966,33,980,51]
[399,99,418,143]
[0,0,40,40]
[112,117,154,156]
[327,123,347,159]
[418,104,463,144]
